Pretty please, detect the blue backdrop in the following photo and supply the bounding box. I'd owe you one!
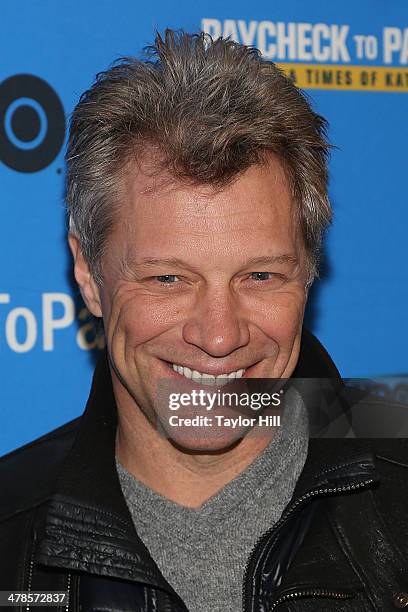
[1,0,407,455]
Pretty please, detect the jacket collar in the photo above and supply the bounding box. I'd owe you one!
[35,333,378,590]
[36,347,177,593]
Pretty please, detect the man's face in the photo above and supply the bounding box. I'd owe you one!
[80,154,309,450]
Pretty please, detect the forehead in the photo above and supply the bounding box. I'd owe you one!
[110,154,302,265]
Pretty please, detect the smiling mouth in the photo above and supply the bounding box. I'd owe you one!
[170,363,246,386]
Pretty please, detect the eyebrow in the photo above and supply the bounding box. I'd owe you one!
[133,257,195,269]
[242,255,299,268]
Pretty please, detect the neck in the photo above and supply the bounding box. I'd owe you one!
[113,379,276,508]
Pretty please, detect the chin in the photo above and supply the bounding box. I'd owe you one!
[159,422,251,454]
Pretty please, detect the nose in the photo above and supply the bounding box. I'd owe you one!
[182,287,250,357]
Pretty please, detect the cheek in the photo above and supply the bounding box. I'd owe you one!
[104,290,185,349]
[259,294,305,377]
[251,291,306,343]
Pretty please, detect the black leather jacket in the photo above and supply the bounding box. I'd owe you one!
[1,331,408,611]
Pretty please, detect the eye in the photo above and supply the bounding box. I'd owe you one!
[155,275,179,284]
[245,271,286,290]
[250,272,274,281]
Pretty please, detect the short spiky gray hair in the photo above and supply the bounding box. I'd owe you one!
[66,29,331,285]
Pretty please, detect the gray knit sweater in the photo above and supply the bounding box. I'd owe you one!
[116,389,308,612]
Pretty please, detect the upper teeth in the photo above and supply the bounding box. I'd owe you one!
[172,364,245,386]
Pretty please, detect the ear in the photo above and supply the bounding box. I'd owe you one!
[68,233,103,318]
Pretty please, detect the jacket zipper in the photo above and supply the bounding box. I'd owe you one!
[241,478,375,612]
[268,588,354,610]
[24,550,35,611]
[65,573,71,612]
